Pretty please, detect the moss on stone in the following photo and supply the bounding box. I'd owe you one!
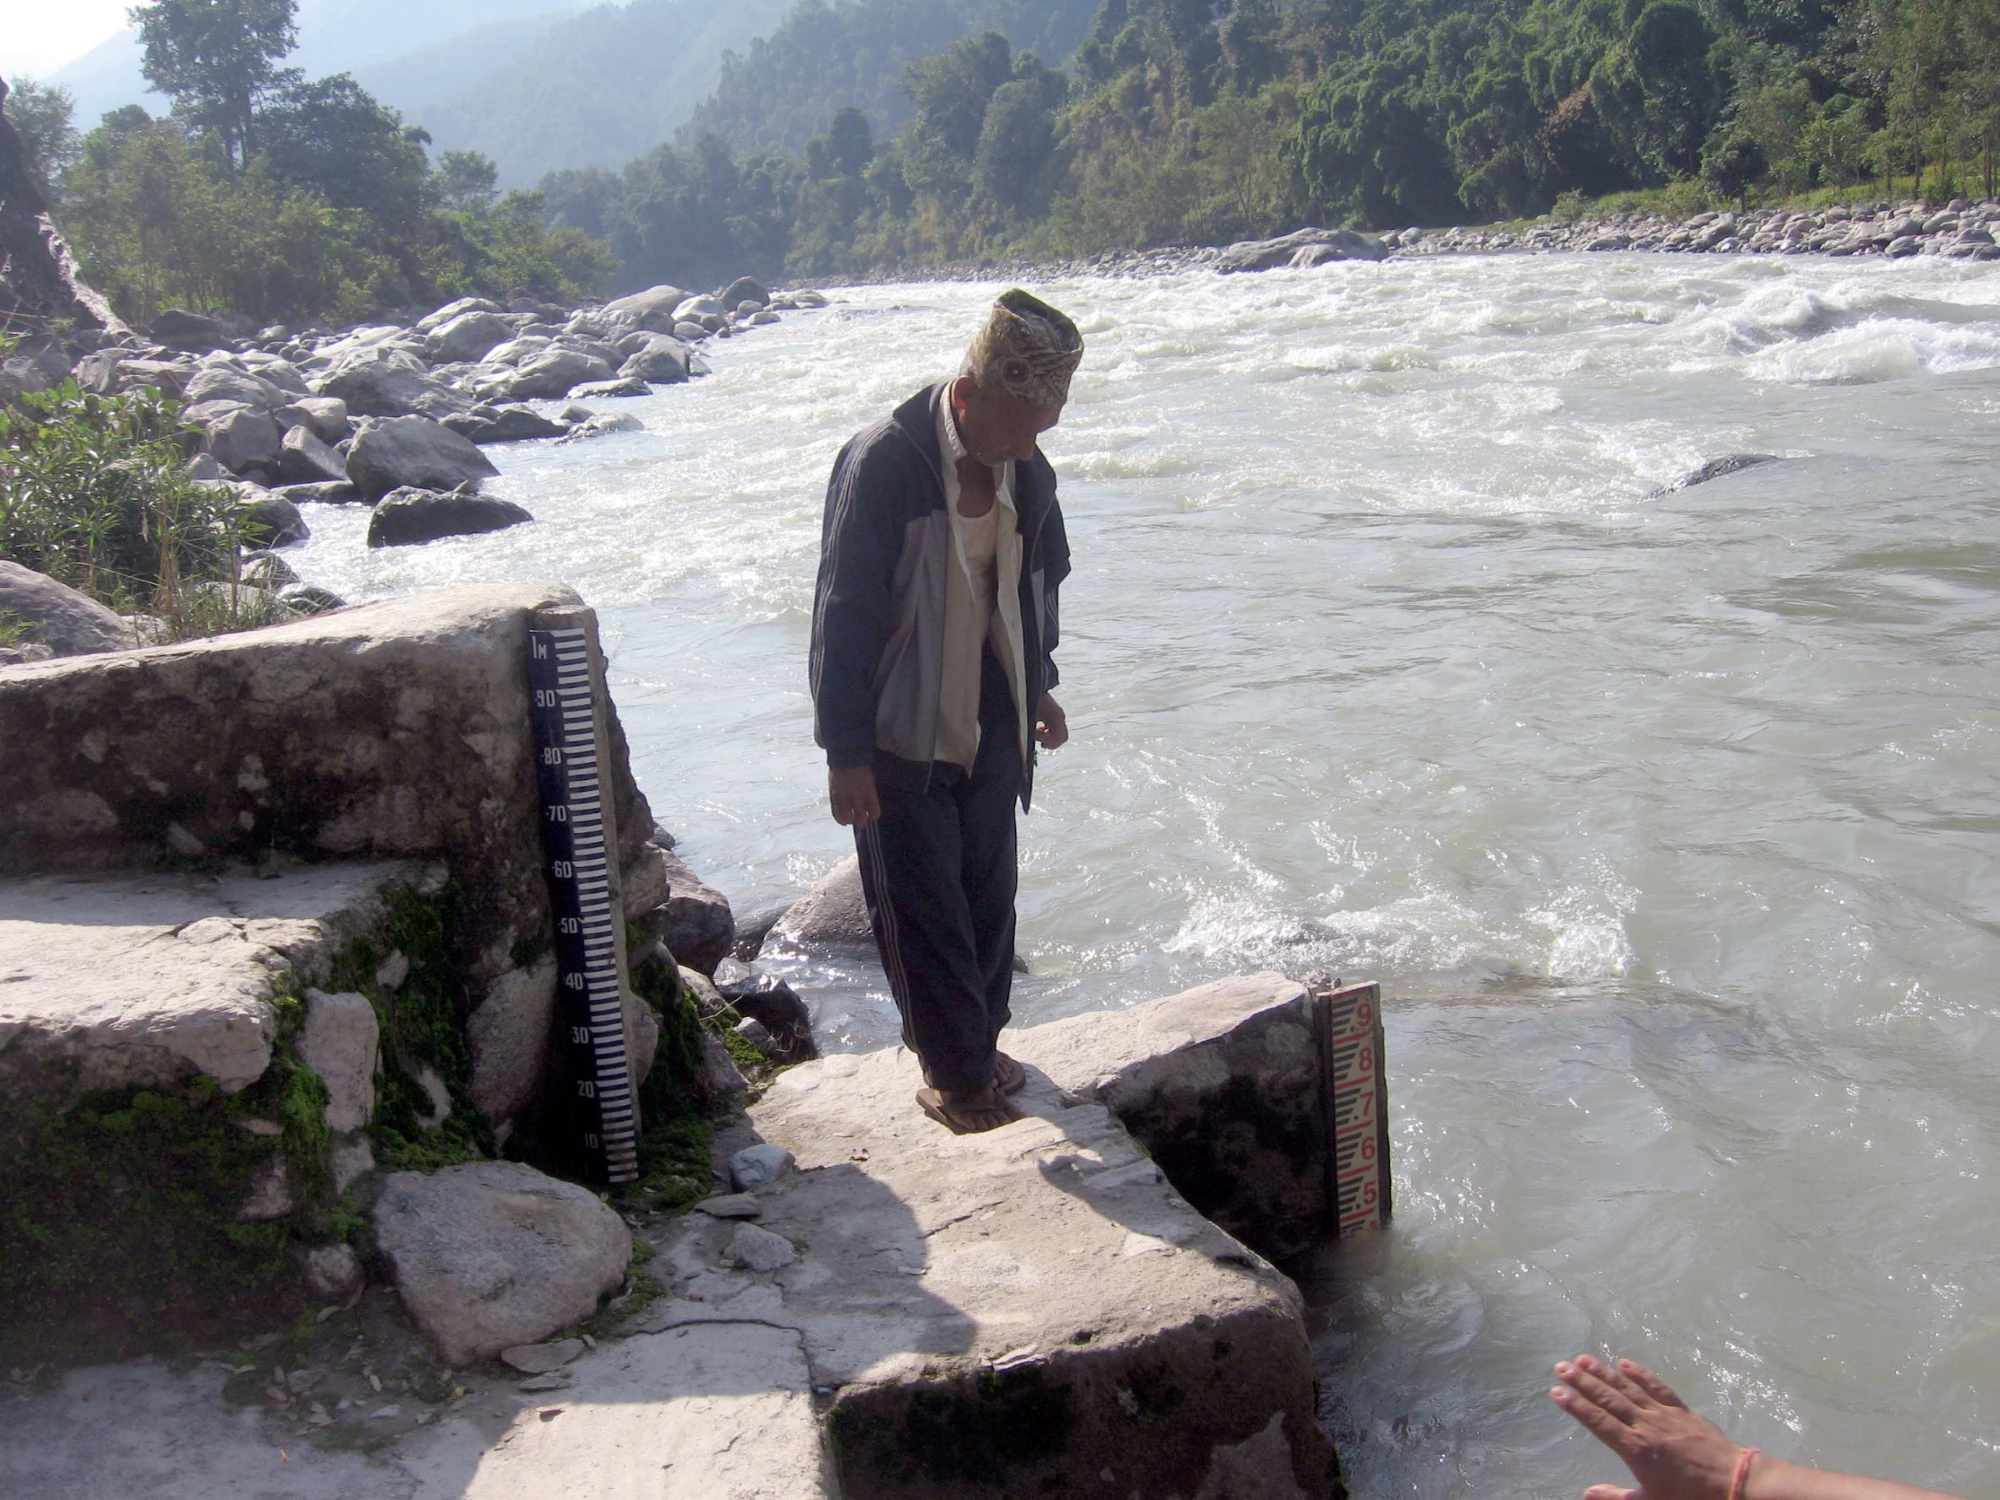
[618,932,712,1215]
[0,1047,331,1366]
[327,877,496,1173]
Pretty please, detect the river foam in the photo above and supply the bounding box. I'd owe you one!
[292,251,2000,1499]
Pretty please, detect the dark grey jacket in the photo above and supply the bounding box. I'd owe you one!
[810,383,1070,809]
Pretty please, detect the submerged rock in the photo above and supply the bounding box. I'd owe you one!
[1666,453,1779,491]
[1215,225,1389,272]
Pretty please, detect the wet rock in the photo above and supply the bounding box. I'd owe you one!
[275,424,347,486]
[1216,226,1388,272]
[0,560,132,656]
[239,490,310,548]
[273,479,361,504]
[346,414,500,500]
[568,377,649,399]
[636,850,734,974]
[1667,453,1778,491]
[554,411,641,442]
[770,856,870,952]
[366,487,533,548]
[373,1160,632,1366]
[443,403,568,444]
[295,988,378,1133]
[727,884,806,960]
[717,276,769,308]
[718,974,816,1064]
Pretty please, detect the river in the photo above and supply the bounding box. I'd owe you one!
[292,253,2000,1499]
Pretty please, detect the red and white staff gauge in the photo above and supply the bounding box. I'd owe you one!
[1315,981,1391,1234]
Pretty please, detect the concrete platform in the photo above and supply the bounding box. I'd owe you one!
[0,973,1343,1499]
[0,861,421,1113]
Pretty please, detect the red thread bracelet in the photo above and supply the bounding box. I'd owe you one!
[1729,1446,1760,1500]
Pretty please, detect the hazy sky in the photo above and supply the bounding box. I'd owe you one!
[0,0,132,80]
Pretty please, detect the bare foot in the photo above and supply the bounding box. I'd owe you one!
[915,1085,1023,1134]
[993,1050,1026,1094]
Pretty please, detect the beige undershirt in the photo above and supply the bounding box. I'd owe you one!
[935,391,1027,771]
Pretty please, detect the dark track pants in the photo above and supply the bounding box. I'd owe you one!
[855,650,1021,1093]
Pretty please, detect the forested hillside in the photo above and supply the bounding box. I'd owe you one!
[544,0,2000,288]
[685,0,1101,153]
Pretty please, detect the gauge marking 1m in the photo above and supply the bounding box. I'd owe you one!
[527,624,638,1184]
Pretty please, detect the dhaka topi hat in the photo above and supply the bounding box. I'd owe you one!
[964,288,1083,409]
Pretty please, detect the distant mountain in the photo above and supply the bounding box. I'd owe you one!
[47,0,589,131]
[684,0,1100,157]
[412,0,795,186]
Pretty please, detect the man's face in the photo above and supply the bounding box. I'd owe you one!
[952,376,1061,465]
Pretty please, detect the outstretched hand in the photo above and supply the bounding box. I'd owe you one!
[1551,1355,1743,1500]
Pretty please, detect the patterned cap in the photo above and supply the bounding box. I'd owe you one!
[965,289,1083,409]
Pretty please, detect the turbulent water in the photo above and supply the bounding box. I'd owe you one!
[294,255,2000,1500]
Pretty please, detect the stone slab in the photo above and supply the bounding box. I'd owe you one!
[0,861,418,1115]
[681,998,1339,1499]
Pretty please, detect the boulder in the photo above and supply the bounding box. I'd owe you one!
[718,974,817,1065]
[569,377,650,399]
[0,560,131,656]
[1214,226,1388,272]
[718,276,769,308]
[728,1143,793,1191]
[345,414,500,500]
[442,403,569,444]
[674,294,726,320]
[313,347,472,419]
[480,335,551,368]
[728,883,807,960]
[294,987,378,1133]
[366,486,533,548]
[504,347,615,400]
[274,394,349,444]
[426,310,513,364]
[555,411,642,442]
[150,308,228,352]
[184,364,285,411]
[413,295,502,335]
[274,424,348,486]
[617,334,691,384]
[373,1160,632,1366]
[205,407,283,478]
[238,490,310,548]
[770,856,871,952]
[273,479,361,504]
[673,320,709,342]
[637,850,735,974]
[602,283,687,332]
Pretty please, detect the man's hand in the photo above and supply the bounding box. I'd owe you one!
[829,764,880,827]
[1035,693,1068,751]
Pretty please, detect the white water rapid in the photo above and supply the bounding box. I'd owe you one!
[293,254,2000,1500]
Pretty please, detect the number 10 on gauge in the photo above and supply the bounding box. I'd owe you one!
[527,625,639,1184]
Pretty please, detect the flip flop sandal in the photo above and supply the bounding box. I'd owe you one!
[995,1053,1028,1096]
[915,1087,983,1135]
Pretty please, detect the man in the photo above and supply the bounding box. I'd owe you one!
[809,289,1082,1134]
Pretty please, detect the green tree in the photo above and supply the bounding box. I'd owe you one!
[828,106,875,176]
[130,0,300,170]
[5,78,81,199]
